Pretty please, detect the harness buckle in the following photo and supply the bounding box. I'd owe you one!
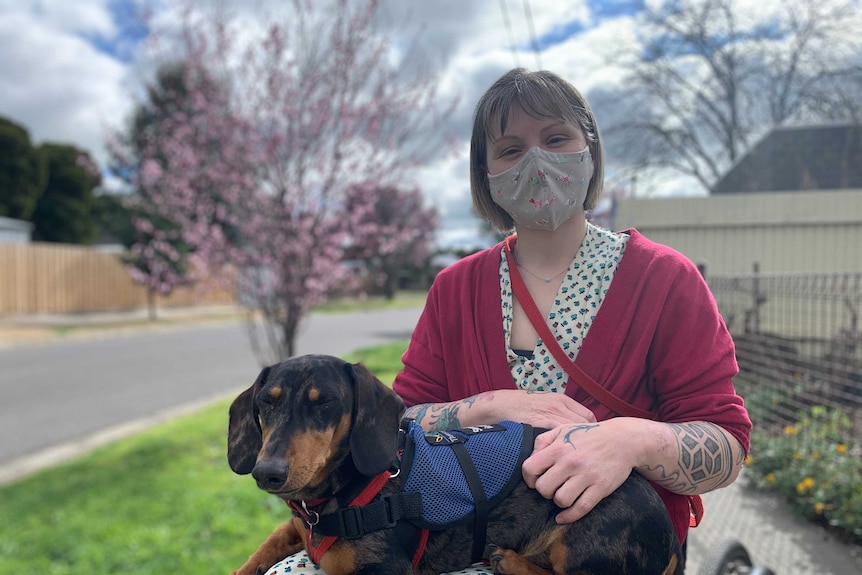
[337,506,363,539]
[379,494,400,528]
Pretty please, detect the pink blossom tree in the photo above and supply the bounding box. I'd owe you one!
[120,0,450,361]
[344,184,439,299]
[112,63,221,321]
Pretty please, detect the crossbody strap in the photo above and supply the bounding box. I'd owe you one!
[503,235,654,420]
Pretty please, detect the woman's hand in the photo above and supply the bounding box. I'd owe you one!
[521,418,639,524]
[483,389,597,428]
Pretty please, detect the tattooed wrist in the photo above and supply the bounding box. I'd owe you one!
[403,395,481,430]
[643,422,741,494]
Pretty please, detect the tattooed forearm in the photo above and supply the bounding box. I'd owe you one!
[643,422,743,494]
[403,395,481,430]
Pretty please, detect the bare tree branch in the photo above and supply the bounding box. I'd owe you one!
[605,0,862,194]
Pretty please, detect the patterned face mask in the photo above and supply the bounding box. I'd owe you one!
[488,146,593,231]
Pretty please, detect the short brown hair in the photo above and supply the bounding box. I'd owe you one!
[470,68,605,232]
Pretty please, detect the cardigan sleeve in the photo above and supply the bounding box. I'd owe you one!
[646,251,752,453]
[393,279,452,407]
[393,244,514,407]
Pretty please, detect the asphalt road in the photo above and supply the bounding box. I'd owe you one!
[0,307,422,482]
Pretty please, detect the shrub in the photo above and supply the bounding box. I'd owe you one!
[745,406,862,542]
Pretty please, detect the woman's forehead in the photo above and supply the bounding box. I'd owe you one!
[488,102,575,140]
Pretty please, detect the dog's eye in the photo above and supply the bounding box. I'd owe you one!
[257,397,275,411]
[258,387,283,409]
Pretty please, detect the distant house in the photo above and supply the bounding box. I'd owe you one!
[711,124,862,194]
[614,123,862,275]
[0,216,33,244]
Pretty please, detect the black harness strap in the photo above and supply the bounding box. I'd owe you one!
[315,492,423,540]
[450,441,489,564]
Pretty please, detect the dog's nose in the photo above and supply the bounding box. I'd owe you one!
[251,460,289,490]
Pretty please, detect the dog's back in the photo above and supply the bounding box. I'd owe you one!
[403,452,682,574]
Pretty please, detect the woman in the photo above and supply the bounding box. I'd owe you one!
[391,68,751,572]
[263,68,750,575]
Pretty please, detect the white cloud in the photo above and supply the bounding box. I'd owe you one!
[0,2,132,168]
[0,0,117,37]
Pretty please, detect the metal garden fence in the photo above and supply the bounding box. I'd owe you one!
[708,267,862,443]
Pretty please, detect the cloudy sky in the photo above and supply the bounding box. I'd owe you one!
[3,0,857,248]
[0,0,652,248]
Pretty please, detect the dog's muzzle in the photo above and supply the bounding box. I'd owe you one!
[252,460,289,491]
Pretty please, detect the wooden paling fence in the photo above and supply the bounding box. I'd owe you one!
[0,243,235,315]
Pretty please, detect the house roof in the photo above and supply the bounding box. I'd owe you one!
[0,216,34,232]
[711,124,862,194]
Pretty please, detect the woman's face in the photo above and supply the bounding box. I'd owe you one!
[486,104,587,177]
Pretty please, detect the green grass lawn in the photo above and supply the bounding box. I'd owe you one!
[0,341,409,574]
[313,290,427,313]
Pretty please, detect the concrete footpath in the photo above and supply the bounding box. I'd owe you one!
[1,306,860,574]
[686,473,861,574]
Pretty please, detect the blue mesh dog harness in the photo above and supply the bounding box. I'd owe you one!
[400,420,536,562]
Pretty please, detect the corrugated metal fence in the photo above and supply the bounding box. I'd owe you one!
[707,269,862,442]
[0,243,235,315]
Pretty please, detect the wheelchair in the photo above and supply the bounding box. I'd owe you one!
[697,539,777,575]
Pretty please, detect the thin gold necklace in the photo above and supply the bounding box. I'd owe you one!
[515,260,569,283]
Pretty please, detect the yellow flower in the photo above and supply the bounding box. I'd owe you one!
[744,454,753,465]
[796,477,815,494]
[765,473,776,483]
[784,425,799,436]
[836,444,847,454]
[812,450,820,460]
[793,452,802,460]
[814,502,825,515]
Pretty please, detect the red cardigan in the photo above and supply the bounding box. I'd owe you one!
[393,229,751,542]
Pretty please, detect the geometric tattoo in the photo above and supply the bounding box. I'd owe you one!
[648,422,738,493]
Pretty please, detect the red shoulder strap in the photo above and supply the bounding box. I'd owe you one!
[503,235,655,420]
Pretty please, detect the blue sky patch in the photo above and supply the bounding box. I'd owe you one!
[532,0,644,51]
[81,0,149,63]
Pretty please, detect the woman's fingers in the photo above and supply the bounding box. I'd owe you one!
[522,421,633,524]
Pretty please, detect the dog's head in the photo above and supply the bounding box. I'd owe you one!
[227,354,405,499]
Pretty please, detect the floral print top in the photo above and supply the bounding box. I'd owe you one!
[500,223,629,392]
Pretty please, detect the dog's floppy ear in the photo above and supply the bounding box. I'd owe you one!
[348,362,405,477]
[227,365,271,475]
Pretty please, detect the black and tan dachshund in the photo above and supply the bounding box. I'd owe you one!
[228,354,683,575]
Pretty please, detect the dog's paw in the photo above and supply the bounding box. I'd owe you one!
[488,543,538,575]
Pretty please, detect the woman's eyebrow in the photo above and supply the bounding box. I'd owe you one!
[540,121,574,132]
[488,132,519,145]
